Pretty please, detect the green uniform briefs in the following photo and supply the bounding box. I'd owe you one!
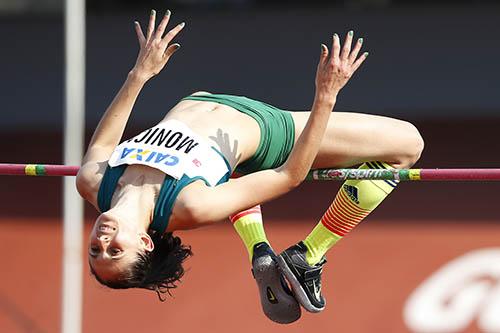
[182,94,295,174]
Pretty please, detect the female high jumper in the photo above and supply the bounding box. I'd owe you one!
[76,10,423,324]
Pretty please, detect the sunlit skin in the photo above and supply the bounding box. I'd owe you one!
[78,10,423,283]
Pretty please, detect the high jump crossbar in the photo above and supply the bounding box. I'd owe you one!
[2,163,500,181]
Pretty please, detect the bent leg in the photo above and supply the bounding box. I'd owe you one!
[277,162,398,313]
[289,111,424,169]
[287,111,423,264]
[303,162,397,265]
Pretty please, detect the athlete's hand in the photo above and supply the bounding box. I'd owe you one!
[315,31,368,102]
[131,10,184,82]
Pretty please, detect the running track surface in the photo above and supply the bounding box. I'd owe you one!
[1,218,499,333]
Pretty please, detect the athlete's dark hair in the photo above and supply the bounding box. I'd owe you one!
[90,232,192,301]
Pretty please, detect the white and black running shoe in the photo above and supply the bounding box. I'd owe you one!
[276,241,326,313]
[252,242,301,324]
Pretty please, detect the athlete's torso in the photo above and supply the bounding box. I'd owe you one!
[102,93,262,231]
[163,93,261,168]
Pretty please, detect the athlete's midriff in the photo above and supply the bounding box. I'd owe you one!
[162,97,261,169]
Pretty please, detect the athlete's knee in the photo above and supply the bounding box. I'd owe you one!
[395,122,424,168]
[190,91,211,96]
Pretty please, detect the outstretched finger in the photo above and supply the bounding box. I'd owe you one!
[146,9,156,41]
[154,10,171,40]
[348,37,363,65]
[351,52,369,73]
[159,22,186,49]
[332,33,341,63]
[318,43,329,66]
[134,21,146,47]
[164,43,181,59]
[340,30,353,62]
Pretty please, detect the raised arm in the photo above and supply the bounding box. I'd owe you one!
[77,10,184,203]
[83,10,184,163]
[189,32,368,223]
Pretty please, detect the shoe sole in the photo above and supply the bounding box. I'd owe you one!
[253,254,301,324]
[276,254,325,313]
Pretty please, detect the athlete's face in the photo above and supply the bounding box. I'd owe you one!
[88,212,153,281]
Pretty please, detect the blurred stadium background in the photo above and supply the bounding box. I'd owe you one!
[1,0,500,332]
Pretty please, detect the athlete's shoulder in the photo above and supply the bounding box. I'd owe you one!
[76,161,107,209]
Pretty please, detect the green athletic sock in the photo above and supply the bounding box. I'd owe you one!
[303,162,399,265]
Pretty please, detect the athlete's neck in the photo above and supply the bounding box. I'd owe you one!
[109,176,155,232]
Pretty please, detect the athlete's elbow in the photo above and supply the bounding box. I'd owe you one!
[289,175,305,189]
[278,159,312,190]
[279,168,305,190]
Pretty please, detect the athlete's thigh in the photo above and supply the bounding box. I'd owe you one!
[289,111,421,168]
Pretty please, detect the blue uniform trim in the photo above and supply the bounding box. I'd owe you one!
[150,174,207,234]
[97,164,127,212]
